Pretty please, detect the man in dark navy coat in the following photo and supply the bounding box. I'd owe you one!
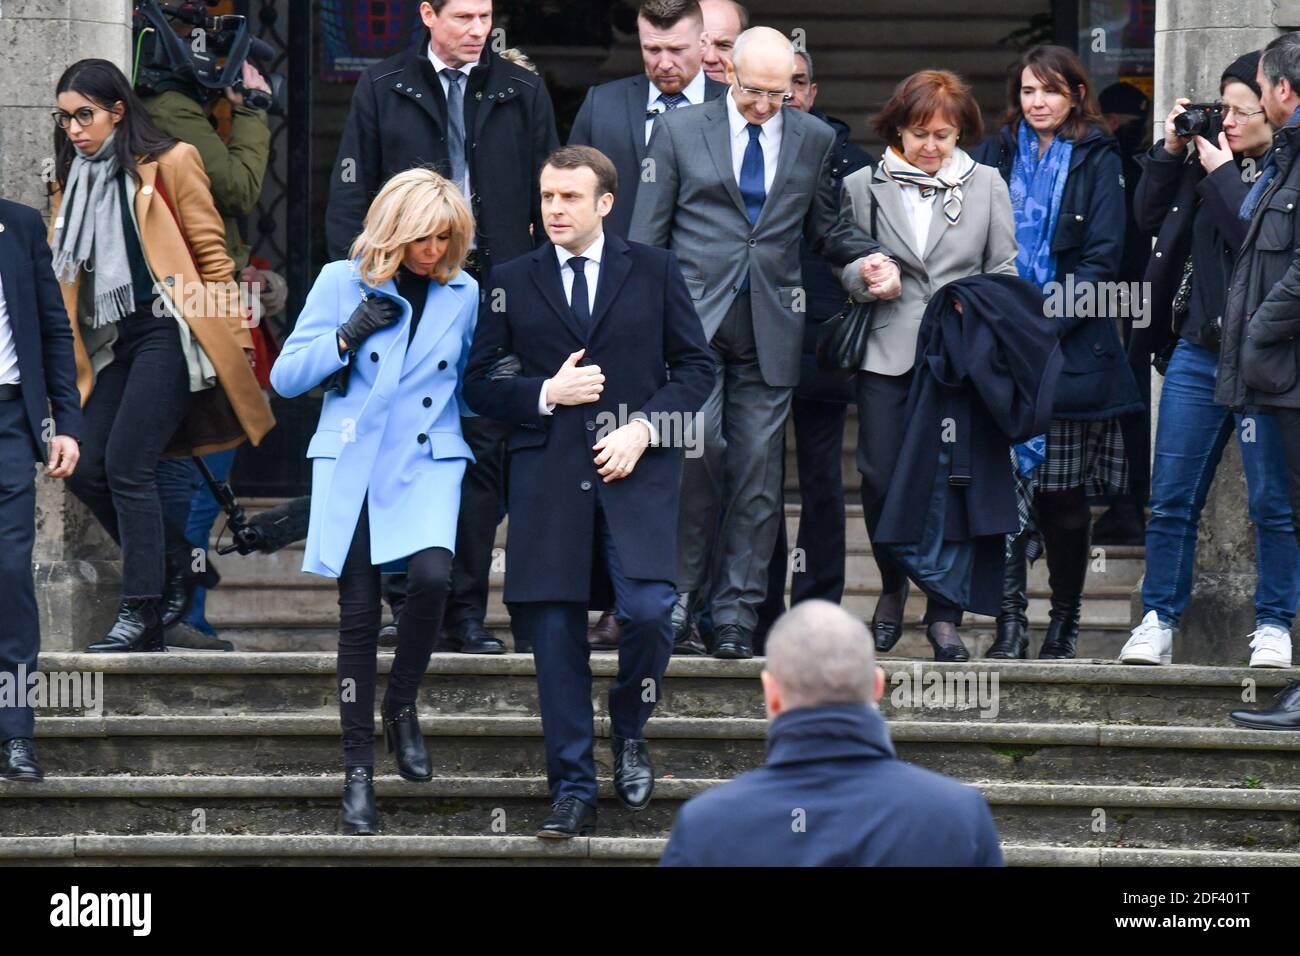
[568,0,727,241]
[0,198,83,782]
[464,146,713,838]
[660,601,1004,866]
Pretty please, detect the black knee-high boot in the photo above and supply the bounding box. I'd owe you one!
[1037,493,1091,660]
[988,532,1029,659]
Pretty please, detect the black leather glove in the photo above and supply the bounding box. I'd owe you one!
[337,295,403,352]
[486,350,523,382]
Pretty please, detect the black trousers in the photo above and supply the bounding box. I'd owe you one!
[757,394,848,638]
[337,499,452,768]
[0,396,38,743]
[855,369,962,624]
[66,308,193,599]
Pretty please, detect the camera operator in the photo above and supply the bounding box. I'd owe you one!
[139,18,276,639]
[1119,51,1299,671]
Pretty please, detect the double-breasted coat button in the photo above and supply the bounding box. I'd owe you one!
[580,480,592,491]
[417,433,428,444]
[1154,251,1162,258]
[438,360,448,369]
[423,397,432,407]
[1171,206,1179,212]
[0,224,5,233]
[1074,214,1084,222]
[370,351,379,362]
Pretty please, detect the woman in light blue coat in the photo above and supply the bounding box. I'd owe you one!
[270,169,477,835]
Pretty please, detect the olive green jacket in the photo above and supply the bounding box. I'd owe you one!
[141,89,270,272]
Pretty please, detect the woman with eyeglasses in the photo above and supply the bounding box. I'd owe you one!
[1118,52,1298,669]
[50,58,274,654]
[971,45,1144,660]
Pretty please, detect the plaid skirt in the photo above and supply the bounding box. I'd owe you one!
[1037,418,1129,496]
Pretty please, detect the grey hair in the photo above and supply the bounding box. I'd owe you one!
[732,26,796,75]
[796,49,815,83]
[764,600,877,710]
[1261,31,1300,90]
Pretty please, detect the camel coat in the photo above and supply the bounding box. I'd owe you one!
[48,141,275,456]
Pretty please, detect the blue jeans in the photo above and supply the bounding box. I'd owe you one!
[1142,341,1300,629]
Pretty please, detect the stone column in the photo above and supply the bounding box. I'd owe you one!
[0,1,134,650]
[1149,1,1282,663]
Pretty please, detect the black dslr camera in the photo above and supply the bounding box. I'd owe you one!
[1174,103,1224,140]
[133,0,286,113]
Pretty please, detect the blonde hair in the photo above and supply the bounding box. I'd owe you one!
[349,167,474,288]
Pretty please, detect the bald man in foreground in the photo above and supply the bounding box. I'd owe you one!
[658,600,1004,866]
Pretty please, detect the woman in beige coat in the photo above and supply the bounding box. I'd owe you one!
[49,59,274,654]
[840,69,1018,661]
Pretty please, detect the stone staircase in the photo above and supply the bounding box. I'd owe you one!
[3,653,1298,865]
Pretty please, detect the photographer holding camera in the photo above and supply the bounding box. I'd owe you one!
[1119,51,1299,670]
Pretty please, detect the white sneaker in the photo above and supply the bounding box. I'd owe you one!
[1119,611,1174,665]
[1248,625,1293,668]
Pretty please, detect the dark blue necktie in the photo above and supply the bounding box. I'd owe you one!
[739,123,766,224]
[442,68,467,189]
[568,256,591,334]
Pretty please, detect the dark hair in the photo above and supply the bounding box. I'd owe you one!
[796,49,815,83]
[1261,32,1300,91]
[638,0,702,30]
[543,145,618,198]
[872,70,983,151]
[1001,44,1105,143]
[53,58,178,190]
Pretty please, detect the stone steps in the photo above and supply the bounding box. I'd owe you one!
[2,776,1298,852]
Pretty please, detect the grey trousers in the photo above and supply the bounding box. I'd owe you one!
[677,295,793,631]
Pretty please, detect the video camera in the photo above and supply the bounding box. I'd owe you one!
[133,0,286,113]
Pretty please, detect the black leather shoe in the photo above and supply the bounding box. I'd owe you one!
[536,795,598,839]
[587,611,620,650]
[87,599,166,653]
[378,622,398,648]
[1038,617,1080,659]
[160,554,220,630]
[672,621,708,656]
[925,622,970,662]
[440,619,506,655]
[713,623,753,659]
[612,736,654,810]
[382,702,432,781]
[340,766,380,835]
[871,582,910,653]
[671,592,694,642]
[989,534,1029,659]
[0,738,43,782]
[1229,680,1300,730]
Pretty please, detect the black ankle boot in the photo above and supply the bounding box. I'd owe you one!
[382,702,432,782]
[1037,518,1090,660]
[340,766,380,835]
[87,599,166,653]
[988,534,1029,659]
[160,551,220,630]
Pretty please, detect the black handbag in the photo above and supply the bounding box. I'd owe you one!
[816,189,879,372]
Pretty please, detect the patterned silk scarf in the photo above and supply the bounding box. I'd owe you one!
[879,144,978,224]
[1009,119,1074,291]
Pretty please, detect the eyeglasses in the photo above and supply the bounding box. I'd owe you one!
[51,106,103,129]
[1218,103,1266,121]
[734,71,792,104]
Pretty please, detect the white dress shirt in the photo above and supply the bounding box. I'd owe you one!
[898,183,937,258]
[427,48,477,199]
[725,90,782,194]
[644,69,707,144]
[539,232,656,444]
[0,272,18,386]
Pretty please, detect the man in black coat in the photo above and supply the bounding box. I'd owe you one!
[660,600,1003,866]
[0,198,83,781]
[756,49,874,649]
[568,0,727,241]
[464,147,713,837]
[325,0,560,655]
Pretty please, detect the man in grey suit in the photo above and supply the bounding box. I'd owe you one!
[569,0,728,241]
[630,26,900,659]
